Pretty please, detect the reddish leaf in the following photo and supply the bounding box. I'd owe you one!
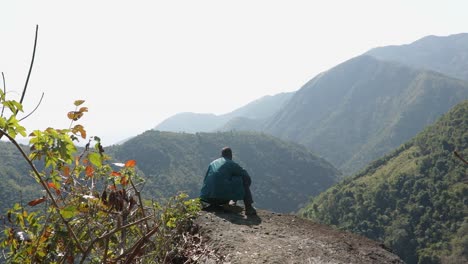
[86,166,94,177]
[121,176,128,186]
[62,166,70,177]
[28,197,46,206]
[48,182,61,195]
[125,160,137,168]
[111,171,122,177]
[72,124,87,139]
[108,184,117,191]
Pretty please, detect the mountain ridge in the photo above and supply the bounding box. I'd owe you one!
[154,92,293,133]
[264,54,468,174]
[366,32,468,81]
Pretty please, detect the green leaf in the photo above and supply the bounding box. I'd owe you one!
[74,100,85,106]
[60,206,77,219]
[88,152,102,167]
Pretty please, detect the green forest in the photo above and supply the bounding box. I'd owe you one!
[301,100,468,263]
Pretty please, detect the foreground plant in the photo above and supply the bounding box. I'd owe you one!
[0,96,200,263]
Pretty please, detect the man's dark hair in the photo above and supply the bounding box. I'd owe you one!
[221,147,232,159]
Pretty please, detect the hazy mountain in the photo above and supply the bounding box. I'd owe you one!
[366,33,468,81]
[154,92,293,133]
[108,130,340,212]
[264,55,468,174]
[301,100,468,263]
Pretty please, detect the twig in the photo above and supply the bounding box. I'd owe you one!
[122,224,160,264]
[103,237,110,264]
[454,151,468,165]
[19,92,44,121]
[19,25,39,106]
[129,178,150,231]
[1,72,5,117]
[79,216,152,264]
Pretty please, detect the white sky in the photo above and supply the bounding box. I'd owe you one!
[1,0,467,145]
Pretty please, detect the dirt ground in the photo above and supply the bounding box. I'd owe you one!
[193,205,404,264]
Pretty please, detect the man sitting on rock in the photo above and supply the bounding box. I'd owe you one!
[200,147,256,215]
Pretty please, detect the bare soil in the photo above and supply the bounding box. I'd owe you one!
[193,205,404,264]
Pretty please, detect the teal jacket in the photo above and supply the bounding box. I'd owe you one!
[200,157,247,202]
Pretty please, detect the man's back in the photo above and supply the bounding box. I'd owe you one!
[200,157,246,202]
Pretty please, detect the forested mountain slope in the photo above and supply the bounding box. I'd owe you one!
[301,100,468,263]
[154,92,293,133]
[367,33,468,81]
[265,55,468,174]
[0,142,39,213]
[108,131,340,212]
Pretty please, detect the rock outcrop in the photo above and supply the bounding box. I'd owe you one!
[194,206,403,264]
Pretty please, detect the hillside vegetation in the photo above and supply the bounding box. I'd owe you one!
[108,131,340,212]
[265,55,468,174]
[0,142,39,212]
[301,100,468,263]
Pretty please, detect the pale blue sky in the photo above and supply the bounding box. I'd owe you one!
[1,0,467,145]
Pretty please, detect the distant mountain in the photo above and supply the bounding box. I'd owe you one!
[154,92,293,133]
[264,55,468,174]
[366,33,468,81]
[300,100,468,263]
[108,130,340,213]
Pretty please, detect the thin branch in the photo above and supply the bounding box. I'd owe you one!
[454,151,468,165]
[19,24,39,106]
[19,92,44,121]
[79,216,152,264]
[130,178,150,232]
[1,72,5,117]
[122,225,160,264]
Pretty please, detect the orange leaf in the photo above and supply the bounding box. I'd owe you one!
[48,182,61,195]
[28,197,46,206]
[86,166,94,177]
[121,176,128,186]
[67,111,83,121]
[108,184,117,191]
[48,182,58,190]
[62,166,70,177]
[111,171,122,177]
[79,107,88,113]
[72,124,87,139]
[125,160,137,168]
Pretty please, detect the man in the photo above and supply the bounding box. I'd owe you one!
[200,147,256,215]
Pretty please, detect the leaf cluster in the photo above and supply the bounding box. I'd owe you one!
[0,98,201,263]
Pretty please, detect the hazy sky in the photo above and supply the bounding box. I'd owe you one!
[1,0,467,145]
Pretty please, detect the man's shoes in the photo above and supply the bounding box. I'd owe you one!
[245,205,257,216]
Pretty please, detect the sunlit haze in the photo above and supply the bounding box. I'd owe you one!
[1,0,467,145]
